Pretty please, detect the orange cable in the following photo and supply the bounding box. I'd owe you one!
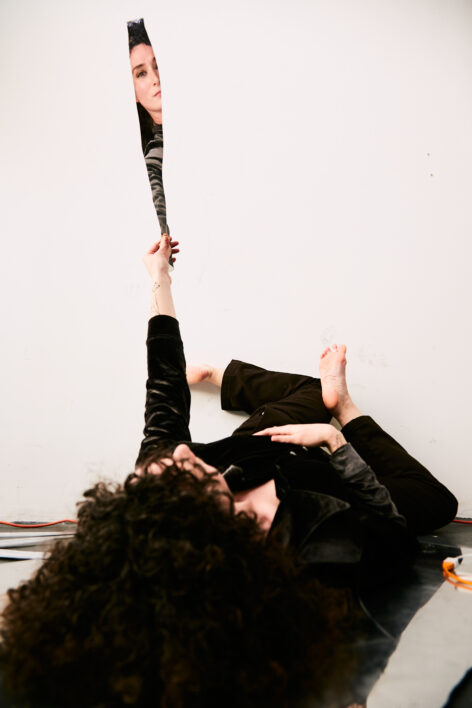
[442,558,472,591]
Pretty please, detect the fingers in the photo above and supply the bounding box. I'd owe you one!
[269,434,295,443]
[253,431,294,443]
[161,234,179,246]
[253,425,298,441]
[146,240,161,254]
[160,235,180,257]
[146,236,180,250]
[144,239,180,263]
[254,426,291,437]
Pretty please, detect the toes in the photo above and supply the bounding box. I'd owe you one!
[320,347,330,359]
[338,344,347,359]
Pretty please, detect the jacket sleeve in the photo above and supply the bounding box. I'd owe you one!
[329,443,407,525]
[136,315,191,465]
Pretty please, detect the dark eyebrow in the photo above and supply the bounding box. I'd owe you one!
[132,57,157,73]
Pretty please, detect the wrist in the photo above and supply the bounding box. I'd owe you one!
[326,428,347,454]
[151,270,171,286]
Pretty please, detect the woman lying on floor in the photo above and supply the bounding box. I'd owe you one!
[0,235,457,708]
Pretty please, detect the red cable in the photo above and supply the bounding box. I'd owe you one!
[453,518,472,525]
[0,519,77,528]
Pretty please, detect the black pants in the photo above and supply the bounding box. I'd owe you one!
[219,359,458,532]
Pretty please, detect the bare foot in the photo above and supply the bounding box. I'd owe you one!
[319,344,361,426]
[186,365,213,385]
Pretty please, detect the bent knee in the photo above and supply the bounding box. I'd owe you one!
[414,487,458,533]
[433,489,458,529]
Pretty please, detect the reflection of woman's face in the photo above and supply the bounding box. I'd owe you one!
[130,43,162,124]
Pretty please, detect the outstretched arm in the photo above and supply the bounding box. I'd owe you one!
[136,235,190,467]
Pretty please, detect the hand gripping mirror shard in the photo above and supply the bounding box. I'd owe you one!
[127,19,169,237]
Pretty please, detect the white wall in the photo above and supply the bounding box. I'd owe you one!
[1,0,471,519]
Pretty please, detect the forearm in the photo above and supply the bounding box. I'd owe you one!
[137,315,190,464]
[329,443,406,524]
[150,275,176,319]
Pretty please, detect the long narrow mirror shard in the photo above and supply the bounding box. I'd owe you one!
[127,18,169,236]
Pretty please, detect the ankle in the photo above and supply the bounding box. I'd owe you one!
[335,399,362,428]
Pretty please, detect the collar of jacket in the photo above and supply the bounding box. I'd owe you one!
[224,461,355,559]
[269,486,356,561]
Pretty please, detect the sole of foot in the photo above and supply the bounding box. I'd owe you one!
[319,344,349,414]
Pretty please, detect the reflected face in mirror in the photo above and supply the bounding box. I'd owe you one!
[130,43,162,124]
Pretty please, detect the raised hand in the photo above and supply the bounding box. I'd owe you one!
[143,234,180,282]
[143,234,180,318]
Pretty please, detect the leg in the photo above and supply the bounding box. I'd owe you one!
[320,345,458,532]
[221,359,331,436]
[341,416,458,533]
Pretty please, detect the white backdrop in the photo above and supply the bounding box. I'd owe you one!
[1,0,471,519]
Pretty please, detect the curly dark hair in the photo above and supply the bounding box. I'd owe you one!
[0,463,355,707]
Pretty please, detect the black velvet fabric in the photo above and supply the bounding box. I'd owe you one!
[135,315,459,591]
[138,316,457,541]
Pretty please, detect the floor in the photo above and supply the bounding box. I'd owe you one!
[360,522,472,707]
[0,521,470,707]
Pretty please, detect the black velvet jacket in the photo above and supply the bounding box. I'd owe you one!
[197,436,416,587]
[138,315,417,587]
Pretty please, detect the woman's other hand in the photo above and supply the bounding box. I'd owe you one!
[254,423,347,453]
[143,234,180,283]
